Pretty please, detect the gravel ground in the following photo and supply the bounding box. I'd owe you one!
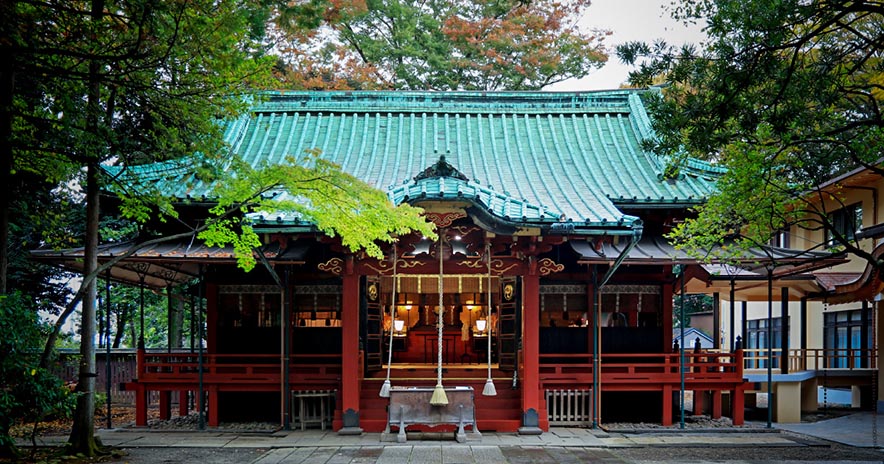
[109,442,884,464]
[120,447,267,464]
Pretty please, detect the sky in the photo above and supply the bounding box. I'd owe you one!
[549,0,707,91]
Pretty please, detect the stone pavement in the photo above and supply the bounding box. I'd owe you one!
[17,412,884,463]
[773,411,884,448]
[26,426,799,450]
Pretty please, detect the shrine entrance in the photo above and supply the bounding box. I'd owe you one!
[370,275,501,369]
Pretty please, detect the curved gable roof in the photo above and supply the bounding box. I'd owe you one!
[108,89,720,234]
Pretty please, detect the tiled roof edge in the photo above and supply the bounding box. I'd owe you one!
[251,89,639,115]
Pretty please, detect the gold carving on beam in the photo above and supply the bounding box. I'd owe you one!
[363,260,393,275]
[424,211,466,228]
[490,260,519,276]
[458,260,486,270]
[459,258,518,276]
[538,258,565,276]
[317,258,344,276]
[396,259,426,269]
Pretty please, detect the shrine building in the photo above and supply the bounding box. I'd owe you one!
[37,90,841,433]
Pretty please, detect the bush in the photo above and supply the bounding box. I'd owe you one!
[0,292,72,458]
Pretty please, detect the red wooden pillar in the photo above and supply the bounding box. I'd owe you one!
[179,390,189,416]
[339,257,363,434]
[134,347,147,425]
[732,350,745,425]
[520,264,543,433]
[662,384,673,426]
[208,385,219,427]
[136,347,145,379]
[693,389,705,415]
[135,385,148,426]
[159,391,171,420]
[712,390,723,419]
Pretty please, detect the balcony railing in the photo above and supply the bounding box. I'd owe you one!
[137,350,342,386]
[742,348,878,373]
[538,352,744,389]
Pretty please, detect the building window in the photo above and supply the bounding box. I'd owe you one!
[824,309,872,368]
[827,203,862,244]
[746,317,783,368]
[769,229,790,248]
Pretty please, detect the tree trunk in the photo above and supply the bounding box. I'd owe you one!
[67,0,104,455]
[112,303,127,349]
[0,52,13,295]
[67,160,102,456]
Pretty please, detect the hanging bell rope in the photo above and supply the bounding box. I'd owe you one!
[430,232,449,406]
[379,245,398,398]
[483,241,497,396]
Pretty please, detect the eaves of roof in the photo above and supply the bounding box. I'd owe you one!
[31,240,310,288]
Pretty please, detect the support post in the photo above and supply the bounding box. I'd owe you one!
[693,389,705,415]
[161,286,173,420]
[740,301,747,352]
[135,385,147,426]
[197,268,205,431]
[766,268,773,429]
[800,297,807,371]
[105,270,112,429]
[679,267,685,429]
[781,287,789,374]
[208,385,219,427]
[519,268,542,434]
[339,258,363,434]
[139,274,145,349]
[733,350,745,425]
[282,267,292,430]
[729,278,736,351]
[861,301,870,369]
[592,265,600,428]
[713,292,720,350]
[712,390,722,419]
[159,392,171,420]
[877,300,884,413]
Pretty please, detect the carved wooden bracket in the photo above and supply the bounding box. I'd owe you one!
[424,211,466,228]
[538,257,565,276]
[318,257,343,276]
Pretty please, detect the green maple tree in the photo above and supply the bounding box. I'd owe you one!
[617,0,884,267]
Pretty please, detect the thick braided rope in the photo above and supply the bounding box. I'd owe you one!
[486,243,493,377]
[437,236,444,386]
[384,247,397,381]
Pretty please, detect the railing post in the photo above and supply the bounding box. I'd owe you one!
[136,347,145,379]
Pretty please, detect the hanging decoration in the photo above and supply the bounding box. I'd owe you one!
[483,241,497,396]
[380,245,398,397]
[430,233,449,406]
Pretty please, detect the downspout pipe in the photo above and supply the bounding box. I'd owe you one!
[599,222,643,288]
[592,221,641,428]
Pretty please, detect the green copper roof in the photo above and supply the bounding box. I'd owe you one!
[109,90,722,233]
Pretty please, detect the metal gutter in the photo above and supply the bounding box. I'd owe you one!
[598,221,644,287]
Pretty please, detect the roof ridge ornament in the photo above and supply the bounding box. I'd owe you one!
[413,155,469,182]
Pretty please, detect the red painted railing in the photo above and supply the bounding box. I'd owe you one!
[538,352,744,389]
[137,351,343,385]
